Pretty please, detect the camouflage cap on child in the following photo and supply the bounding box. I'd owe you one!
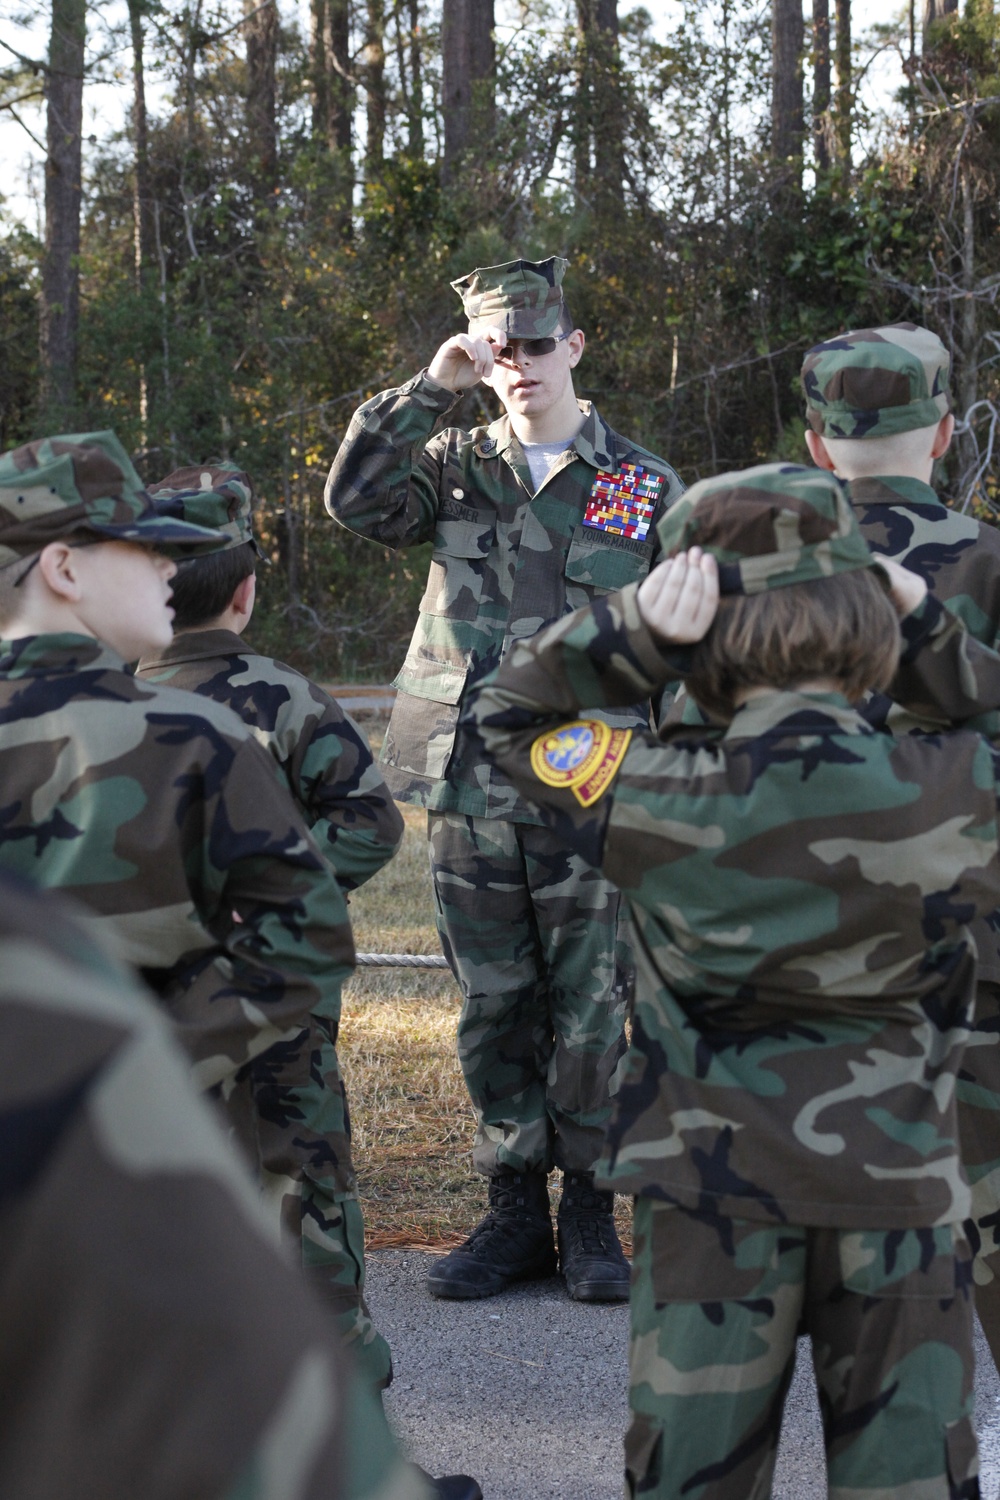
[801,323,951,439]
[657,462,885,595]
[0,431,227,567]
[149,462,265,557]
[450,256,568,341]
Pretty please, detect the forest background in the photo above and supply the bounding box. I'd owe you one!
[2,0,998,680]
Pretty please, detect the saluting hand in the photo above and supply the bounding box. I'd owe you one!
[427,326,505,391]
[877,557,928,618]
[638,548,720,643]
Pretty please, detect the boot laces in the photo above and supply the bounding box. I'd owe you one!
[561,1208,618,1259]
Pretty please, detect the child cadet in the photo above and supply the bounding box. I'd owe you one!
[465,462,990,1500]
[135,462,404,895]
[0,432,393,1398]
[326,254,683,1303]
[802,323,1000,1369]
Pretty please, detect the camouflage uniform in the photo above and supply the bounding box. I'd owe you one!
[0,433,389,1389]
[804,324,1000,1367]
[325,257,683,1177]
[137,464,404,894]
[0,870,428,1500]
[466,464,987,1498]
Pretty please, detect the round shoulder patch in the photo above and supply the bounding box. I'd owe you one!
[529,719,632,808]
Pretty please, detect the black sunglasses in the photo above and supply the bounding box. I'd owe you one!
[495,332,571,363]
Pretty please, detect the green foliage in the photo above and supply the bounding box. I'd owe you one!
[6,0,1000,675]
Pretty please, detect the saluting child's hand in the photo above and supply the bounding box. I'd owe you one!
[877,557,928,618]
[637,548,720,643]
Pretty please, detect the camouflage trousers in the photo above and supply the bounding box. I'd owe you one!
[225,1006,391,1391]
[959,978,1000,1369]
[626,1197,979,1500]
[428,812,627,1175]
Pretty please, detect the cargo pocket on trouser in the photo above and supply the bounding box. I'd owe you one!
[816,1225,978,1500]
[945,1414,980,1499]
[624,1418,662,1496]
[626,1199,804,1500]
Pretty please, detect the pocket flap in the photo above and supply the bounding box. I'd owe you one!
[432,516,494,559]
[393,645,468,704]
[565,527,651,591]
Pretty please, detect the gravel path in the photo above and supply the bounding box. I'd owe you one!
[369,1250,1000,1500]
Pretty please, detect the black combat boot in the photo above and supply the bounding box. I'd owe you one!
[414,1468,484,1499]
[426,1169,556,1299]
[557,1169,630,1302]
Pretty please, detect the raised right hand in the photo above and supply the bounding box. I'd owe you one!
[426,328,503,391]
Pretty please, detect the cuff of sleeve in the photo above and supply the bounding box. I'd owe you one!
[412,370,464,409]
[898,591,946,664]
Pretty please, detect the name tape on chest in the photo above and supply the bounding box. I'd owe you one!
[583,463,663,542]
[529,719,632,808]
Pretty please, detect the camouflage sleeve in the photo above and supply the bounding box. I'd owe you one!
[289,700,404,892]
[464,582,683,867]
[891,591,1000,733]
[324,373,463,547]
[155,735,356,1090]
[0,878,427,1500]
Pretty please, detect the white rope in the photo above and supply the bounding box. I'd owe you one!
[355,952,451,969]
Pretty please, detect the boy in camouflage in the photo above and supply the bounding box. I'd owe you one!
[0,432,390,1394]
[802,324,1000,1367]
[466,462,990,1498]
[0,870,432,1500]
[136,462,404,895]
[326,254,684,1302]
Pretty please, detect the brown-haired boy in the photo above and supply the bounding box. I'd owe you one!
[466,461,991,1498]
[136,463,404,895]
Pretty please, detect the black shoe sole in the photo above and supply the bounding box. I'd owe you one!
[426,1255,558,1300]
[564,1276,630,1303]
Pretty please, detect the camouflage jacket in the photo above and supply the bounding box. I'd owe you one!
[0,633,353,1089]
[852,473,1000,982]
[325,371,684,821]
[0,871,425,1500]
[465,584,1000,1228]
[136,629,404,893]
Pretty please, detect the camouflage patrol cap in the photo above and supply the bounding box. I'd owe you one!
[657,462,885,595]
[149,462,265,557]
[450,256,568,340]
[0,430,227,567]
[801,323,951,439]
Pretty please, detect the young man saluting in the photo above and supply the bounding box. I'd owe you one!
[326,256,683,1302]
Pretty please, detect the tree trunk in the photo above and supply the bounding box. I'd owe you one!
[771,0,804,199]
[407,0,423,159]
[923,0,958,46]
[327,0,352,154]
[958,163,978,482]
[40,0,86,423]
[813,0,831,172]
[128,0,154,284]
[441,0,495,182]
[310,0,328,139]
[834,0,851,186]
[393,0,424,158]
[364,0,386,184]
[583,0,624,212]
[127,0,154,444]
[245,0,279,197]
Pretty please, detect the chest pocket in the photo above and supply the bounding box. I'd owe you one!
[420,516,496,621]
[564,525,652,612]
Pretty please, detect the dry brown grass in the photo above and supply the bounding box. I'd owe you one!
[340,800,483,1248]
[340,718,632,1252]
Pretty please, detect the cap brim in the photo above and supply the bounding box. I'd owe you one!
[88,516,230,557]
